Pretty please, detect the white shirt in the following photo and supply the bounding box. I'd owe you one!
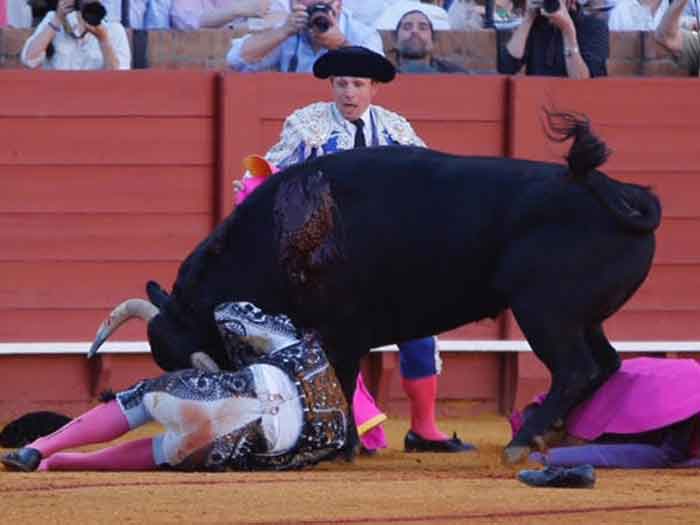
[343,0,399,28]
[21,12,131,70]
[608,0,668,30]
[332,104,372,147]
[7,0,32,27]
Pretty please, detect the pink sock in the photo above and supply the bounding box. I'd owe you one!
[30,400,130,458]
[39,438,156,471]
[402,375,448,441]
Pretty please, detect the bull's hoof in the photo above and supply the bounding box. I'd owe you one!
[502,444,531,465]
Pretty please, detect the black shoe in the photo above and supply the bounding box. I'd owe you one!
[404,431,477,453]
[1,447,42,472]
[517,464,596,489]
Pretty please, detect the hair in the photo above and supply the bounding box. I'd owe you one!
[395,9,436,41]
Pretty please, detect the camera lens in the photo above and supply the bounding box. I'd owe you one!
[543,0,560,12]
[81,1,106,25]
[306,3,333,33]
[310,16,331,32]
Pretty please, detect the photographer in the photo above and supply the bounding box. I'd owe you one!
[227,0,384,72]
[21,0,130,70]
[498,0,609,78]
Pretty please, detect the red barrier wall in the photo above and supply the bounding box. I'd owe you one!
[0,71,218,343]
[0,71,697,418]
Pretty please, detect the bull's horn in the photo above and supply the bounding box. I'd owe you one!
[88,299,158,359]
[190,352,221,373]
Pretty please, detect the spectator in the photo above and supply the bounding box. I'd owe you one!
[608,0,668,30]
[137,0,288,32]
[235,46,476,454]
[511,357,700,469]
[392,7,469,73]
[1,302,349,472]
[1,0,8,26]
[227,0,383,72]
[655,0,700,73]
[448,0,522,29]
[376,0,451,30]
[7,0,33,27]
[499,0,609,77]
[20,0,131,69]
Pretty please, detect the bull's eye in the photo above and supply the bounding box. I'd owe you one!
[197,377,210,390]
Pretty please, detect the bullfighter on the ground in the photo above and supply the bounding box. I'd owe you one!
[512,356,700,470]
[235,45,474,454]
[1,302,347,472]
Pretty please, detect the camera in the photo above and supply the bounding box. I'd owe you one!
[75,0,107,26]
[306,3,335,33]
[528,0,560,13]
[542,0,560,12]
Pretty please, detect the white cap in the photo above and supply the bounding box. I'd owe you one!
[375,1,451,31]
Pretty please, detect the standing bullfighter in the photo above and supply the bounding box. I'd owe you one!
[235,45,473,453]
[1,302,347,472]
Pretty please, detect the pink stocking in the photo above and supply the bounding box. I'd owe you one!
[39,438,156,471]
[30,400,130,458]
[402,375,448,441]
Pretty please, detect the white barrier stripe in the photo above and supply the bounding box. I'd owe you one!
[1,340,700,355]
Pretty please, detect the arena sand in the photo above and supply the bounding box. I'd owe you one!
[2,414,700,524]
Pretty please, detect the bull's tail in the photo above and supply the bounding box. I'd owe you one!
[543,109,661,233]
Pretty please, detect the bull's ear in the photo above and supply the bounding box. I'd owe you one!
[146,280,170,308]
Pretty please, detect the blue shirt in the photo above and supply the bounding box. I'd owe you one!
[227,11,384,72]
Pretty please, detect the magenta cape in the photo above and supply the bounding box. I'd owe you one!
[566,357,700,440]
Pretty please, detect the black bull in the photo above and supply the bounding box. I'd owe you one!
[90,115,661,463]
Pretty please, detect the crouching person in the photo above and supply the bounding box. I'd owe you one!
[1,302,348,472]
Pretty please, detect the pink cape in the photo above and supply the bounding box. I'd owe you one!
[567,357,700,440]
[511,357,700,441]
[354,374,388,450]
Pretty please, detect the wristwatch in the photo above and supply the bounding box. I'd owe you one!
[564,46,580,58]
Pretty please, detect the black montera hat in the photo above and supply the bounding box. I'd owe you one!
[313,46,396,83]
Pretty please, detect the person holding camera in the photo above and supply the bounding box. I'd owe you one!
[498,0,609,77]
[20,0,130,70]
[227,0,383,72]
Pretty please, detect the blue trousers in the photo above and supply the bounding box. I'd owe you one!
[398,337,439,380]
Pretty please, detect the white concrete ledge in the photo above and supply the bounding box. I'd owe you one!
[1,340,700,355]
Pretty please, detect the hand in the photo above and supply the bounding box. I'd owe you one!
[285,3,309,36]
[85,22,109,42]
[54,0,74,23]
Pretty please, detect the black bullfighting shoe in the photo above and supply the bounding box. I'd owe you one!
[1,447,42,472]
[404,431,477,453]
[517,464,596,489]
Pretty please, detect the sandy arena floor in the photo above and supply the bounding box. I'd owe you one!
[2,414,700,524]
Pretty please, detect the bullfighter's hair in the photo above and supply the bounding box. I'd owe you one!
[541,108,612,180]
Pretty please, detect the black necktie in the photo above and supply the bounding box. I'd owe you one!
[352,119,366,148]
